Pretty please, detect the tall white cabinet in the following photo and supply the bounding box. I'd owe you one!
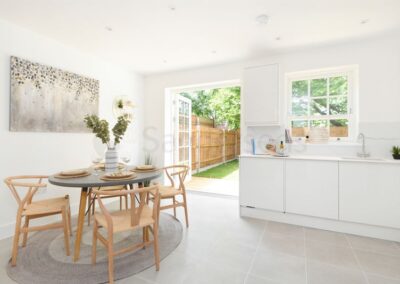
[239,157,284,212]
[242,64,279,126]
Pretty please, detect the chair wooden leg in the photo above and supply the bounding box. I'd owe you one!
[87,195,92,226]
[68,206,73,236]
[182,193,189,228]
[172,197,176,217]
[61,207,70,256]
[92,197,96,215]
[22,216,30,247]
[107,233,115,284]
[11,213,22,266]
[125,195,128,210]
[119,196,122,211]
[74,187,89,262]
[153,223,160,271]
[142,227,147,244]
[92,221,98,265]
[88,197,95,226]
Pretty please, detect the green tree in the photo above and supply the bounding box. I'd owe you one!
[180,87,241,130]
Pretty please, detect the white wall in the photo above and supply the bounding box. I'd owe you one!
[0,19,144,239]
[144,32,400,163]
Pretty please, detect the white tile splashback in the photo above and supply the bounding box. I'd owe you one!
[245,122,400,159]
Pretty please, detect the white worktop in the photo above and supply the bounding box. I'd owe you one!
[240,153,400,164]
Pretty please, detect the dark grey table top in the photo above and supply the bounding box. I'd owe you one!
[48,168,163,188]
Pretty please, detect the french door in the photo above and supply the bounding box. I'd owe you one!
[174,94,192,178]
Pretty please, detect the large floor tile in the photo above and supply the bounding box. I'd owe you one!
[220,218,266,247]
[206,238,257,273]
[305,227,349,247]
[259,232,305,257]
[347,234,400,257]
[355,249,400,279]
[307,260,367,284]
[367,274,400,284]
[136,250,199,284]
[245,274,282,284]
[265,221,304,239]
[181,259,247,284]
[250,249,306,284]
[117,275,155,283]
[305,241,359,269]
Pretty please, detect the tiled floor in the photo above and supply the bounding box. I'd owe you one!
[1,193,400,284]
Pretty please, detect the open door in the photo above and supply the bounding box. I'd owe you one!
[174,94,192,179]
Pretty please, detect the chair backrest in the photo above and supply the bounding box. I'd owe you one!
[4,175,48,210]
[164,165,189,191]
[92,185,160,229]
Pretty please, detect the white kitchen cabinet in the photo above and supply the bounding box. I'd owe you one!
[242,64,279,126]
[240,157,284,211]
[285,160,339,219]
[339,162,400,229]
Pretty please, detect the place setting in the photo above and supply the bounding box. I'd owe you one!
[54,169,91,179]
[130,164,160,173]
[100,171,137,181]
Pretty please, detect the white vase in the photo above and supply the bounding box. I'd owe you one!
[105,147,118,172]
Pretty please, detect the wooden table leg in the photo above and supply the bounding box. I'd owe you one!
[74,187,88,262]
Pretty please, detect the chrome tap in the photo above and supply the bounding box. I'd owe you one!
[357,133,370,158]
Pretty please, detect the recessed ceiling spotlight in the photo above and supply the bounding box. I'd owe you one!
[255,14,269,25]
[211,50,217,54]
[169,5,176,11]
[360,19,370,25]
[163,59,168,64]
[275,36,281,41]
[105,26,113,32]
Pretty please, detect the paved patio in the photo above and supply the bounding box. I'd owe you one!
[185,170,239,196]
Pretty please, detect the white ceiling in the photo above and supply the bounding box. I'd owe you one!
[0,0,399,74]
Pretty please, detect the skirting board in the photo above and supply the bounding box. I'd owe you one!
[240,206,400,242]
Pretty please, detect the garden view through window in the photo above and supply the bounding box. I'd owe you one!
[289,71,352,139]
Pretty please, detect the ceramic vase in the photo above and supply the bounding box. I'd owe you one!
[105,147,118,172]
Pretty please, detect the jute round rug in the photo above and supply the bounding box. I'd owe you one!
[7,213,182,284]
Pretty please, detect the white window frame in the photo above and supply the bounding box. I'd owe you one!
[286,66,358,142]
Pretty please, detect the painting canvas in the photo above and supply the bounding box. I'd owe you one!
[10,56,99,132]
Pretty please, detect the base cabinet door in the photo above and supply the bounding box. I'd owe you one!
[286,160,339,219]
[339,162,400,229]
[240,157,284,211]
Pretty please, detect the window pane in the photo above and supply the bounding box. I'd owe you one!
[329,76,348,96]
[292,80,308,97]
[291,120,308,137]
[311,78,327,97]
[311,98,327,115]
[310,120,328,128]
[329,96,348,115]
[330,119,348,137]
[292,97,308,116]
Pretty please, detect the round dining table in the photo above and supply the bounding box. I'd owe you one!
[48,168,162,262]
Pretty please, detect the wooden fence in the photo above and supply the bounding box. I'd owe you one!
[191,116,240,171]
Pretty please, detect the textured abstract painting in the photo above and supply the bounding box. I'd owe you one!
[10,56,99,132]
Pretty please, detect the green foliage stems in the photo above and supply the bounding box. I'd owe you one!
[84,115,110,145]
[112,115,130,145]
[392,146,400,156]
[84,115,130,147]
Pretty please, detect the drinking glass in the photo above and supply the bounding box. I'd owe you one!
[92,156,102,176]
[121,156,131,172]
